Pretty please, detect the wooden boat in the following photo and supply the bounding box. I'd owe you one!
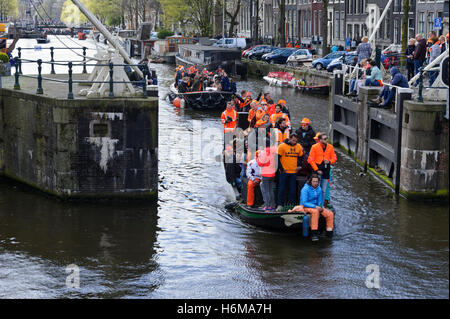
[168,83,233,110]
[294,83,329,95]
[36,37,50,44]
[263,72,297,87]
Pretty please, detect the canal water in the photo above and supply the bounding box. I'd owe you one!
[0,36,448,298]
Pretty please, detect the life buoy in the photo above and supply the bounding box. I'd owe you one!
[173,97,181,108]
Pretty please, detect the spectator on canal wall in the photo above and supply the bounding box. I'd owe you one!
[357,36,372,64]
[413,34,427,83]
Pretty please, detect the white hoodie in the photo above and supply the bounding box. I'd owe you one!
[246,159,261,181]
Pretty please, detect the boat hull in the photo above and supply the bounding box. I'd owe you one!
[295,84,329,95]
[236,204,305,231]
[169,84,233,110]
[263,76,296,87]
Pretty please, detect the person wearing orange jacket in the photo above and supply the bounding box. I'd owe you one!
[266,99,276,116]
[277,99,291,118]
[273,117,290,145]
[221,101,237,133]
[257,145,278,211]
[255,113,270,128]
[276,133,303,211]
[270,104,291,128]
[255,101,267,121]
[308,133,337,203]
[247,100,259,128]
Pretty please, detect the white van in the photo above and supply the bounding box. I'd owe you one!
[213,38,246,49]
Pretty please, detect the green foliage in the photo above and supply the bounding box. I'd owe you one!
[0,0,19,19]
[0,52,9,63]
[157,29,174,39]
[61,0,122,26]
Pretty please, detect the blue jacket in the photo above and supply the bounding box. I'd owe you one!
[221,76,231,91]
[368,66,382,81]
[390,67,409,88]
[300,183,323,208]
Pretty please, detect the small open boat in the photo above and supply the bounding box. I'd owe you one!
[295,83,329,95]
[168,83,234,110]
[36,36,50,44]
[263,71,297,87]
[235,203,306,231]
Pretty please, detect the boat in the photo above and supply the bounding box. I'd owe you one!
[294,83,329,95]
[151,35,194,64]
[263,72,297,87]
[176,44,247,78]
[36,37,49,44]
[168,83,233,110]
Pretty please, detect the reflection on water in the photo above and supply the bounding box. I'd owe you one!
[0,37,448,298]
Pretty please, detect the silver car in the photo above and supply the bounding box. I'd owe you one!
[286,49,313,67]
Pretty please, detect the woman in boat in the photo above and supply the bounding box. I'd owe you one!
[299,174,334,241]
[256,142,278,211]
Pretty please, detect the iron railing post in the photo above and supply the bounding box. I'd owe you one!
[417,67,424,103]
[142,75,147,98]
[68,62,74,99]
[109,62,114,98]
[18,47,22,74]
[36,59,43,94]
[50,47,56,74]
[14,57,20,90]
[82,47,87,74]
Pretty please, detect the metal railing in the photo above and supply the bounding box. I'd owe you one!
[11,56,150,100]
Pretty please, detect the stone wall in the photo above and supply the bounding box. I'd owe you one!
[0,89,158,200]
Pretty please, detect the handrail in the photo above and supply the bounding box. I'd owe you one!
[9,57,152,100]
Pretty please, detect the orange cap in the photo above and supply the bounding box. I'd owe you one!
[301,118,311,125]
[278,99,286,105]
[314,132,322,141]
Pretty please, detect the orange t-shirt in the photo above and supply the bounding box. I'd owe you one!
[277,143,303,173]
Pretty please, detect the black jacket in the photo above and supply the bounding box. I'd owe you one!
[294,125,316,154]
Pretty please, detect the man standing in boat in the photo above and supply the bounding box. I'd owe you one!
[308,133,337,207]
[276,134,303,211]
[294,118,316,155]
[246,151,262,208]
[221,101,238,133]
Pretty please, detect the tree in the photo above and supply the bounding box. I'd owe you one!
[160,0,189,32]
[276,0,285,47]
[188,0,214,36]
[400,0,410,66]
[321,0,329,55]
[218,0,241,37]
[0,0,18,21]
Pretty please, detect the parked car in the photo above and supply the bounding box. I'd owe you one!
[247,46,275,60]
[262,48,298,64]
[312,51,347,70]
[242,45,268,58]
[286,49,313,67]
[213,37,247,49]
[326,51,357,72]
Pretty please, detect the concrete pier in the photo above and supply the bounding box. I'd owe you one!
[0,74,158,200]
[331,80,448,200]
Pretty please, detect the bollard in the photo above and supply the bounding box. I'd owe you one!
[18,48,22,74]
[417,67,424,103]
[68,62,74,99]
[14,57,20,90]
[50,47,56,74]
[109,62,114,98]
[142,75,147,98]
[82,47,87,74]
[36,59,43,94]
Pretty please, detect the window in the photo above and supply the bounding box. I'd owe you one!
[394,19,399,44]
[340,11,345,39]
[419,12,425,34]
[335,11,340,38]
[427,12,435,34]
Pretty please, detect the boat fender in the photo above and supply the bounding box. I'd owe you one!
[173,97,181,108]
[180,98,185,108]
[302,214,310,238]
[299,79,306,86]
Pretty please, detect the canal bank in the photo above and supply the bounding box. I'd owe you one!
[331,73,448,201]
[0,74,158,200]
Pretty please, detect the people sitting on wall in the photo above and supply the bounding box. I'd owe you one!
[363,59,383,87]
[369,67,409,109]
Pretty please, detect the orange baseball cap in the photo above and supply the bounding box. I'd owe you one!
[301,118,311,125]
[314,132,322,141]
[278,99,286,105]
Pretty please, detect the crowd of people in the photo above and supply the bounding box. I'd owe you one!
[344,32,448,109]
[174,65,237,94]
[221,90,337,241]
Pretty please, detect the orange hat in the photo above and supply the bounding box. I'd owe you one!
[252,99,260,105]
[278,99,286,105]
[260,98,267,103]
[314,132,322,141]
[301,118,311,125]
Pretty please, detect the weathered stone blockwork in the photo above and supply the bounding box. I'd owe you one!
[0,89,158,200]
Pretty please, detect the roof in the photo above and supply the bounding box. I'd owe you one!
[178,44,240,52]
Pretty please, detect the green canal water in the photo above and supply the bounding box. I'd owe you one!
[0,36,448,298]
